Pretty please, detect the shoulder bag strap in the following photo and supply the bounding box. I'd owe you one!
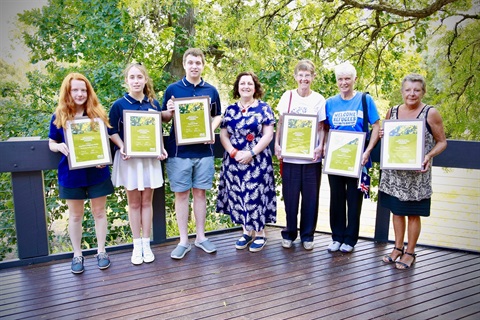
[361,92,369,137]
[287,90,293,113]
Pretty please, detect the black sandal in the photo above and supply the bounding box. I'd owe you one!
[382,246,404,263]
[396,252,417,269]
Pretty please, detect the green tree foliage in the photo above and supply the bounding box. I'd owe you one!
[427,15,480,139]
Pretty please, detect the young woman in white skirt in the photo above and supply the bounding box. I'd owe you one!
[109,63,168,265]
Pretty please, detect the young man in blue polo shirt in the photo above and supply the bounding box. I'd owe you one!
[162,48,222,259]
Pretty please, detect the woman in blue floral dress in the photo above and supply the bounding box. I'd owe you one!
[217,71,277,252]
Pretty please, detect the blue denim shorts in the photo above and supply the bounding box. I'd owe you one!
[166,156,214,192]
[59,178,114,200]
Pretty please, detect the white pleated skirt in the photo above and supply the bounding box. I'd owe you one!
[112,150,164,191]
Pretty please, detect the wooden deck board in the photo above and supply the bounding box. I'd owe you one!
[0,226,479,320]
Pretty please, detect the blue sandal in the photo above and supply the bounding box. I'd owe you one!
[249,236,267,252]
[235,234,253,250]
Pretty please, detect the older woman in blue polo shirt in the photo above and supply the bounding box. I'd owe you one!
[324,62,380,253]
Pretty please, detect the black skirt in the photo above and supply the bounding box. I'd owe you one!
[379,191,431,217]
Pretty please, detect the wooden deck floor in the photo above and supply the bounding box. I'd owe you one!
[1,226,479,320]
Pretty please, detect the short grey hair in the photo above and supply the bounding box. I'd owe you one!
[401,73,426,93]
[294,59,315,75]
[334,62,357,79]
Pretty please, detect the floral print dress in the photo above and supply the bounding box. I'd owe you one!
[216,101,277,231]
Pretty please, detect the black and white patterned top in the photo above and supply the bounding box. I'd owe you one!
[379,105,436,201]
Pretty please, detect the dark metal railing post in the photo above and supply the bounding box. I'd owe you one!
[152,184,167,244]
[11,170,50,258]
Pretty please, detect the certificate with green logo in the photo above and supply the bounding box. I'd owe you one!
[64,117,112,170]
[123,110,163,157]
[381,119,425,170]
[173,96,213,145]
[323,130,366,178]
[280,113,318,160]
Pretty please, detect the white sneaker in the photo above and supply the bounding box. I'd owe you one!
[282,239,293,249]
[142,246,155,263]
[142,238,155,263]
[131,248,143,265]
[303,241,314,250]
[340,243,354,253]
[327,241,341,252]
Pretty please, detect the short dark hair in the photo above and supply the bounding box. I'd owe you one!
[232,71,264,99]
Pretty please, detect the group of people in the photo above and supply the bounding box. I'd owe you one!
[48,48,446,274]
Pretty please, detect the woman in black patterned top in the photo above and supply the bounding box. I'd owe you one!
[379,74,447,269]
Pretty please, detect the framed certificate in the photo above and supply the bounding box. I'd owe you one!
[280,113,318,160]
[123,110,163,157]
[173,96,213,145]
[381,119,425,170]
[64,117,112,170]
[323,130,366,178]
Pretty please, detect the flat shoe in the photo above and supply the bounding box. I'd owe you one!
[195,239,217,253]
[382,246,404,263]
[171,243,192,260]
[249,237,267,252]
[236,234,254,250]
[396,252,416,269]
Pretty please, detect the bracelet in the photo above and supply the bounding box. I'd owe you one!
[250,150,255,157]
[230,148,238,158]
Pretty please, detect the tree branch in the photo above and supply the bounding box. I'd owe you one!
[342,0,458,18]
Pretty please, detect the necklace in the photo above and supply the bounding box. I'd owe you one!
[239,100,255,113]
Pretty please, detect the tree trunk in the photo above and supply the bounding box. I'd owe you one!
[165,3,195,81]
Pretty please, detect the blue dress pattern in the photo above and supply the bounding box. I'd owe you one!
[216,101,277,232]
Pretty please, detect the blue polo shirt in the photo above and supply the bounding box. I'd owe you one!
[161,77,222,158]
[49,114,111,188]
[108,93,161,142]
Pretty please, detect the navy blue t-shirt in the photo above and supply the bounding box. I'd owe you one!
[49,114,111,188]
[161,77,222,158]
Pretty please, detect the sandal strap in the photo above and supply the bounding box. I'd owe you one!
[253,236,266,243]
[240,234,253,241]
[404,252,416,257]
[394,247,404,253]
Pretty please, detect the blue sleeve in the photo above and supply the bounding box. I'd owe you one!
[108,102,122,136]
[366,94,380,125]
[153,99,161,110]
[211,89,221,117]
[161,86,172,111]
[48,114,63,142]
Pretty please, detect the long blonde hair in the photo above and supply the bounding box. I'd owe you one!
[124,63,157,108]
[53,73,111,129]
